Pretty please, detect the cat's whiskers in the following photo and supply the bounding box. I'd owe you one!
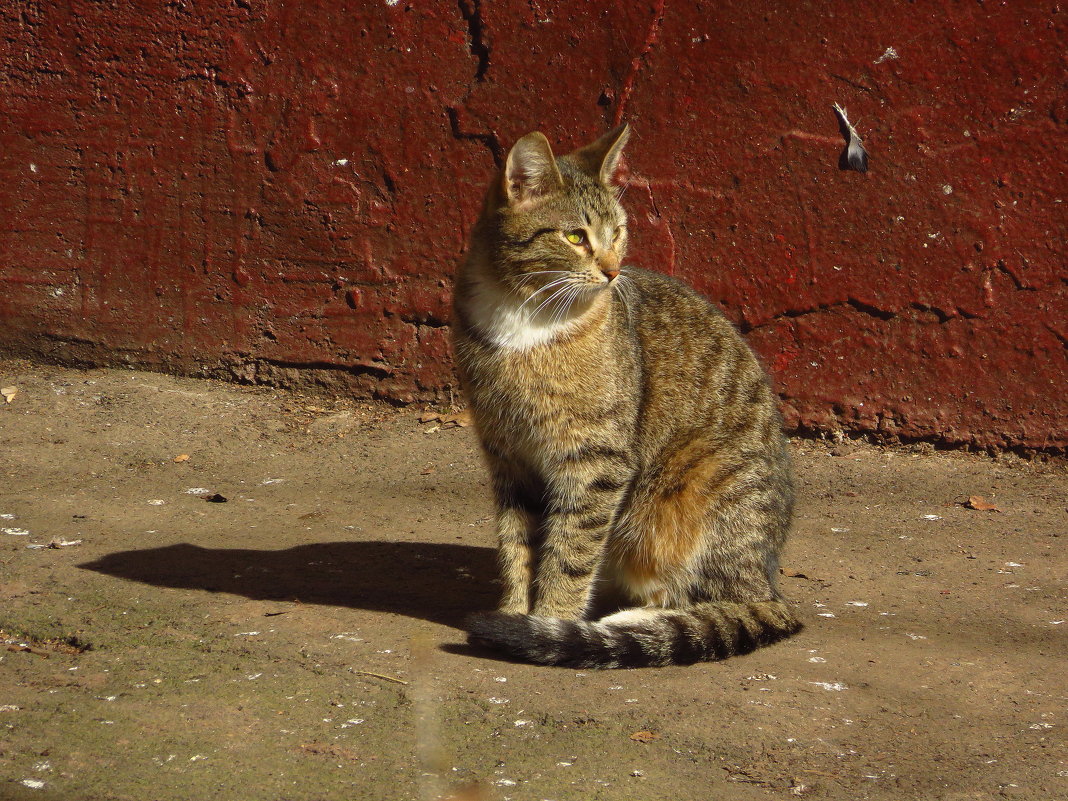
[542,289,569,328]
[528,273,607,328]
[529,280,579,320]
[512,269,570,289]
[612,273,635,323]
[517,276,574,313]
[547,283,587,328]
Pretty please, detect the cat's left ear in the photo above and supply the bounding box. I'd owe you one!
[503,132,564,209]
[568,123,631,185]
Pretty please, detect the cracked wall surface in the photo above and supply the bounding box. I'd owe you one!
[1,1,1065,451]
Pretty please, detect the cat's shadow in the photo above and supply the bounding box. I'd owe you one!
[79,540,498,629]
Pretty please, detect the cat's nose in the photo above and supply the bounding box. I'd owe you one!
[598,252,620,281]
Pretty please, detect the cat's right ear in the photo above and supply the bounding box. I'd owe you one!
[568,123,631,185]
[503,132,563,209]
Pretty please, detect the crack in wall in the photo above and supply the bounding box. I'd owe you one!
[990,259,1037,292]
[446,106,503,166]
[253,358,394,379]
[447,1,501,167]
[844,297,896,321]
[457,0,490,83]
[613,0,666,126]
[624,175,676,273]
[1045,323,1067,348]
[743,297,993,333]
[400,312,450,330]
[741,299,897,333]
[909,302,981,322]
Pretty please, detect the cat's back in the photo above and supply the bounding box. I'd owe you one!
[616,265,752,382]
[616,265,784,454]
[618,265,735,342]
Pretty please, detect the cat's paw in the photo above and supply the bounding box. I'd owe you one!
[530,601,584,620]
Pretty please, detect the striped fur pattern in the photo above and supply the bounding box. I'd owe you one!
[451,125,801,668]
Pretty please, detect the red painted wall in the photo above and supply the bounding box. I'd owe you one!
[1,1,1065,452]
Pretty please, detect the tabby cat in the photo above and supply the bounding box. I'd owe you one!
[451,125,801,668]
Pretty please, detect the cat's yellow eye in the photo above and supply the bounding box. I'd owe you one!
[565,230,587,246]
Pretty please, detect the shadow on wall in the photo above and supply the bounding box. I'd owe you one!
[79,541,498,629]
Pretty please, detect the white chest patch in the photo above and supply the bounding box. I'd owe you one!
[465,279,580,351]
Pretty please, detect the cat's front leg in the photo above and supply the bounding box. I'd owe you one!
[485,459,541,615]
[494,503,536,614]
[533,454,631,619]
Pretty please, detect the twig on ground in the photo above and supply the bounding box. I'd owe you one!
[351,669,409,685]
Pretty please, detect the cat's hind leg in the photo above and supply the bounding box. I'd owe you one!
[607,436,793,607]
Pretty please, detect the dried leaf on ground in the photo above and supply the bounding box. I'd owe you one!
[418,409,472,428]
[48,538,82,548]
[0,628,86,657]
[443,409,473,427]
[173,453,190,463]
[1,387,17,403]
[782,568,828,584]
[964,495,1001,511]
[724,766,771,786]
[630,730,660,743]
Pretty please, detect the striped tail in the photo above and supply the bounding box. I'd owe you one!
[465,600,801,669]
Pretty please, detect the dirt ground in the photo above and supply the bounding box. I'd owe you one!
[0,359,1065,801]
